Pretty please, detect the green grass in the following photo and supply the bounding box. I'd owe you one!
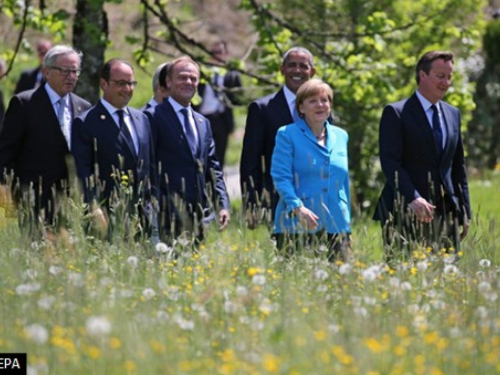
[0,174,499,374]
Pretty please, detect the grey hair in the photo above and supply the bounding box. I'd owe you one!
[152,62,169,92]
[43,45,83,68]
[282,47,314,68]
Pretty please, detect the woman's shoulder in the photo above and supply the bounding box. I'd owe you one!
[327,123,348,138]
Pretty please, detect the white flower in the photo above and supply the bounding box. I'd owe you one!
[338,263,352,275]
[127,256,139,268]
[176,318,194,330]
[68,272,84,287]
[23,269,38,280]
[443,255,457,264]
[49,265,63,276]
[224,301,238,314]
[363,297,377,305]
[15,283,41,296]
[362,268,377,282]
[478,281,492,294]
[400,282,412,291]
[155,242,173,255]
[156,310,169,323]
[37,296,56,310]
[475,306,488,319]
[389,277,400,288]
[236,286,248,297]
[314,269,329,281]
[408,304,420,315]
[479,259,491,268]
[25,324,48,344]
[317,284,328,292]
[353,306,368,317]
[443,264,458,275]
[252,275,266,285]
[431,300,446,310]
[416,261,428,272]
[142,288,156,300]
[86,316,111,336]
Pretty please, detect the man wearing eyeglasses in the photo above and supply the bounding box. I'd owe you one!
[0,45,90,236]
[72,59,157,239]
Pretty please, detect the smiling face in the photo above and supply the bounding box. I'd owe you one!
[418,58,453,104]
[43,52,80,97]
[167,60,199,107]
[280,51,316,94]
[299,90,331,126]
[100,61,135,109]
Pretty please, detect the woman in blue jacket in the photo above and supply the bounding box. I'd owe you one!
[271,79,352,261]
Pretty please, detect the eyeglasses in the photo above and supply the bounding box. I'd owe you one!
[109,80,138,88]
[50,66,81,77]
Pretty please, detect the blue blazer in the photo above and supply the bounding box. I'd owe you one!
[240,88,293,215]
[374,93,471,224]
[271,119,351,234]
[71,101,157,206]
[148,100,230,230]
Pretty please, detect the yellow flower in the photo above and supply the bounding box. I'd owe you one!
[314,330,327,341]
[109,337,122,349]
[396,326,409,337]
[262,353,280,373]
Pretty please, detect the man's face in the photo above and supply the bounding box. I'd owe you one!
[280,51,316,94]
[418,59,453,103]
[101,62,135,109]
[37,41,52,64]
[43,53,81,97]
[167,61,199,107]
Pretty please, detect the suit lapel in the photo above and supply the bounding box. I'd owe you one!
[164,101,195,158]
[409,94,441,160]
[192,109,206,158]
[69,93,86,119]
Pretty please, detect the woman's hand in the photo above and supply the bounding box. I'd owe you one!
[294,206,319,230]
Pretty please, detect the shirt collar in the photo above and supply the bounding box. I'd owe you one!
[416,90,438,112]
[100,98,129,117]
[283,85,296,106]
[168,97,191,114]
[45,83,68,105]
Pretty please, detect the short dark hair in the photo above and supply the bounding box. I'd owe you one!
[158,63,170,89]
[100,58,133,81]
[415,51,454,84]
[282,47,314,68]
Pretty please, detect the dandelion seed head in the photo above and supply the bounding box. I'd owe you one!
[479,259,491,268]
[252,274,266,285]
[338,263,352,275]
[314,269,329,281]
[127,256,139,268]
[15,283,41,296]
[25,324,48,344]
[416,261,428,272]
[142,288,156,300]
[478,281,491,294]
[86,316,111,336]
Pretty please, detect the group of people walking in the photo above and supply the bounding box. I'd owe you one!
[0,41,471,261]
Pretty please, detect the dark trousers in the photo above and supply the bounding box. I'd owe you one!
[273,231,352,262]
[205,113,230,168]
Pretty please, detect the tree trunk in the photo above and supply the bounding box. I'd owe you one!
[72,0,108,104]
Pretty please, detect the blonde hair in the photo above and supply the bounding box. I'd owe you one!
[295,78,333,116]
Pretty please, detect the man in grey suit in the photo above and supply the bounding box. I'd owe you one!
[0,45,91,234]
[374,50,471,258]
[240,47,316,227]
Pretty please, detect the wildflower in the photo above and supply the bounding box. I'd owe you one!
[338,263,352,275]
[49,265,63,276]
[315,269,329,281]
[155,242,173,255]
[25,324,49,344]
[23,269,38,280]
[479,259,491,268]
[142,288,156,300]
[236,286,248,296]
[478,281,492,294]
[400,282,412,291]
[362,268,377,282]
[38,296,56,310]
[68,272,84,287]
[127,256,138,268]
[416,261,428,272]
[176,318,195,330]
[15,283,41,296]
[86,316,111,336]
[443,264,458,275]
[475,306,488,319]
[224,301,238,314]
[252,274,266,285]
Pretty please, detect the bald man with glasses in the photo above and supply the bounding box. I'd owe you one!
[0,45,91,235]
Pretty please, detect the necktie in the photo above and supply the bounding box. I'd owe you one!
[57,97,71,149]
[180,108,198,156]
[116,109,136,154]
[431,104,443,158]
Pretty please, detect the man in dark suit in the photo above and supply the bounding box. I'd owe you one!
[195,40,242,168]
[0,45,91,234]
[72,59,157,238]
[141,62,170,112]
[374,51,471,257]
[149,56,230,243]
[14,39,52,94]
[0,58,6,127]
[240,47,316,227]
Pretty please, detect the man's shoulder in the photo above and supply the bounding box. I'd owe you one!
[252,89,283,106]
[70,93,91,109]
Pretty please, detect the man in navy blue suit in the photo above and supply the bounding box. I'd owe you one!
[14,39,52,94]
[374,51,471,257]
[239,47,316,228]
[0,45,90,235]
[72,59,157,237]
[149,56,230,243]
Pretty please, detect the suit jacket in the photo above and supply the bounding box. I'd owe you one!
[240,88,293,216]
[148,100,230,231]
[0,85,5,127]
[0,85,90,217]
[14,67,43,94]
[195,70,242,133]
[71,101,157,207]
[272,119,351,234]
[374,93,471,224]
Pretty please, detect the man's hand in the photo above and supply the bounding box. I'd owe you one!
[409,197,435,222]
[219,209,231,230]
[294,206,319,230]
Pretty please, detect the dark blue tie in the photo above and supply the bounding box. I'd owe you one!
[180,108,197,156]
[431,104,443,158]
[116,109,136,154]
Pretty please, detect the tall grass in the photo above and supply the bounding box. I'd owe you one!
[0,173,499,374]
